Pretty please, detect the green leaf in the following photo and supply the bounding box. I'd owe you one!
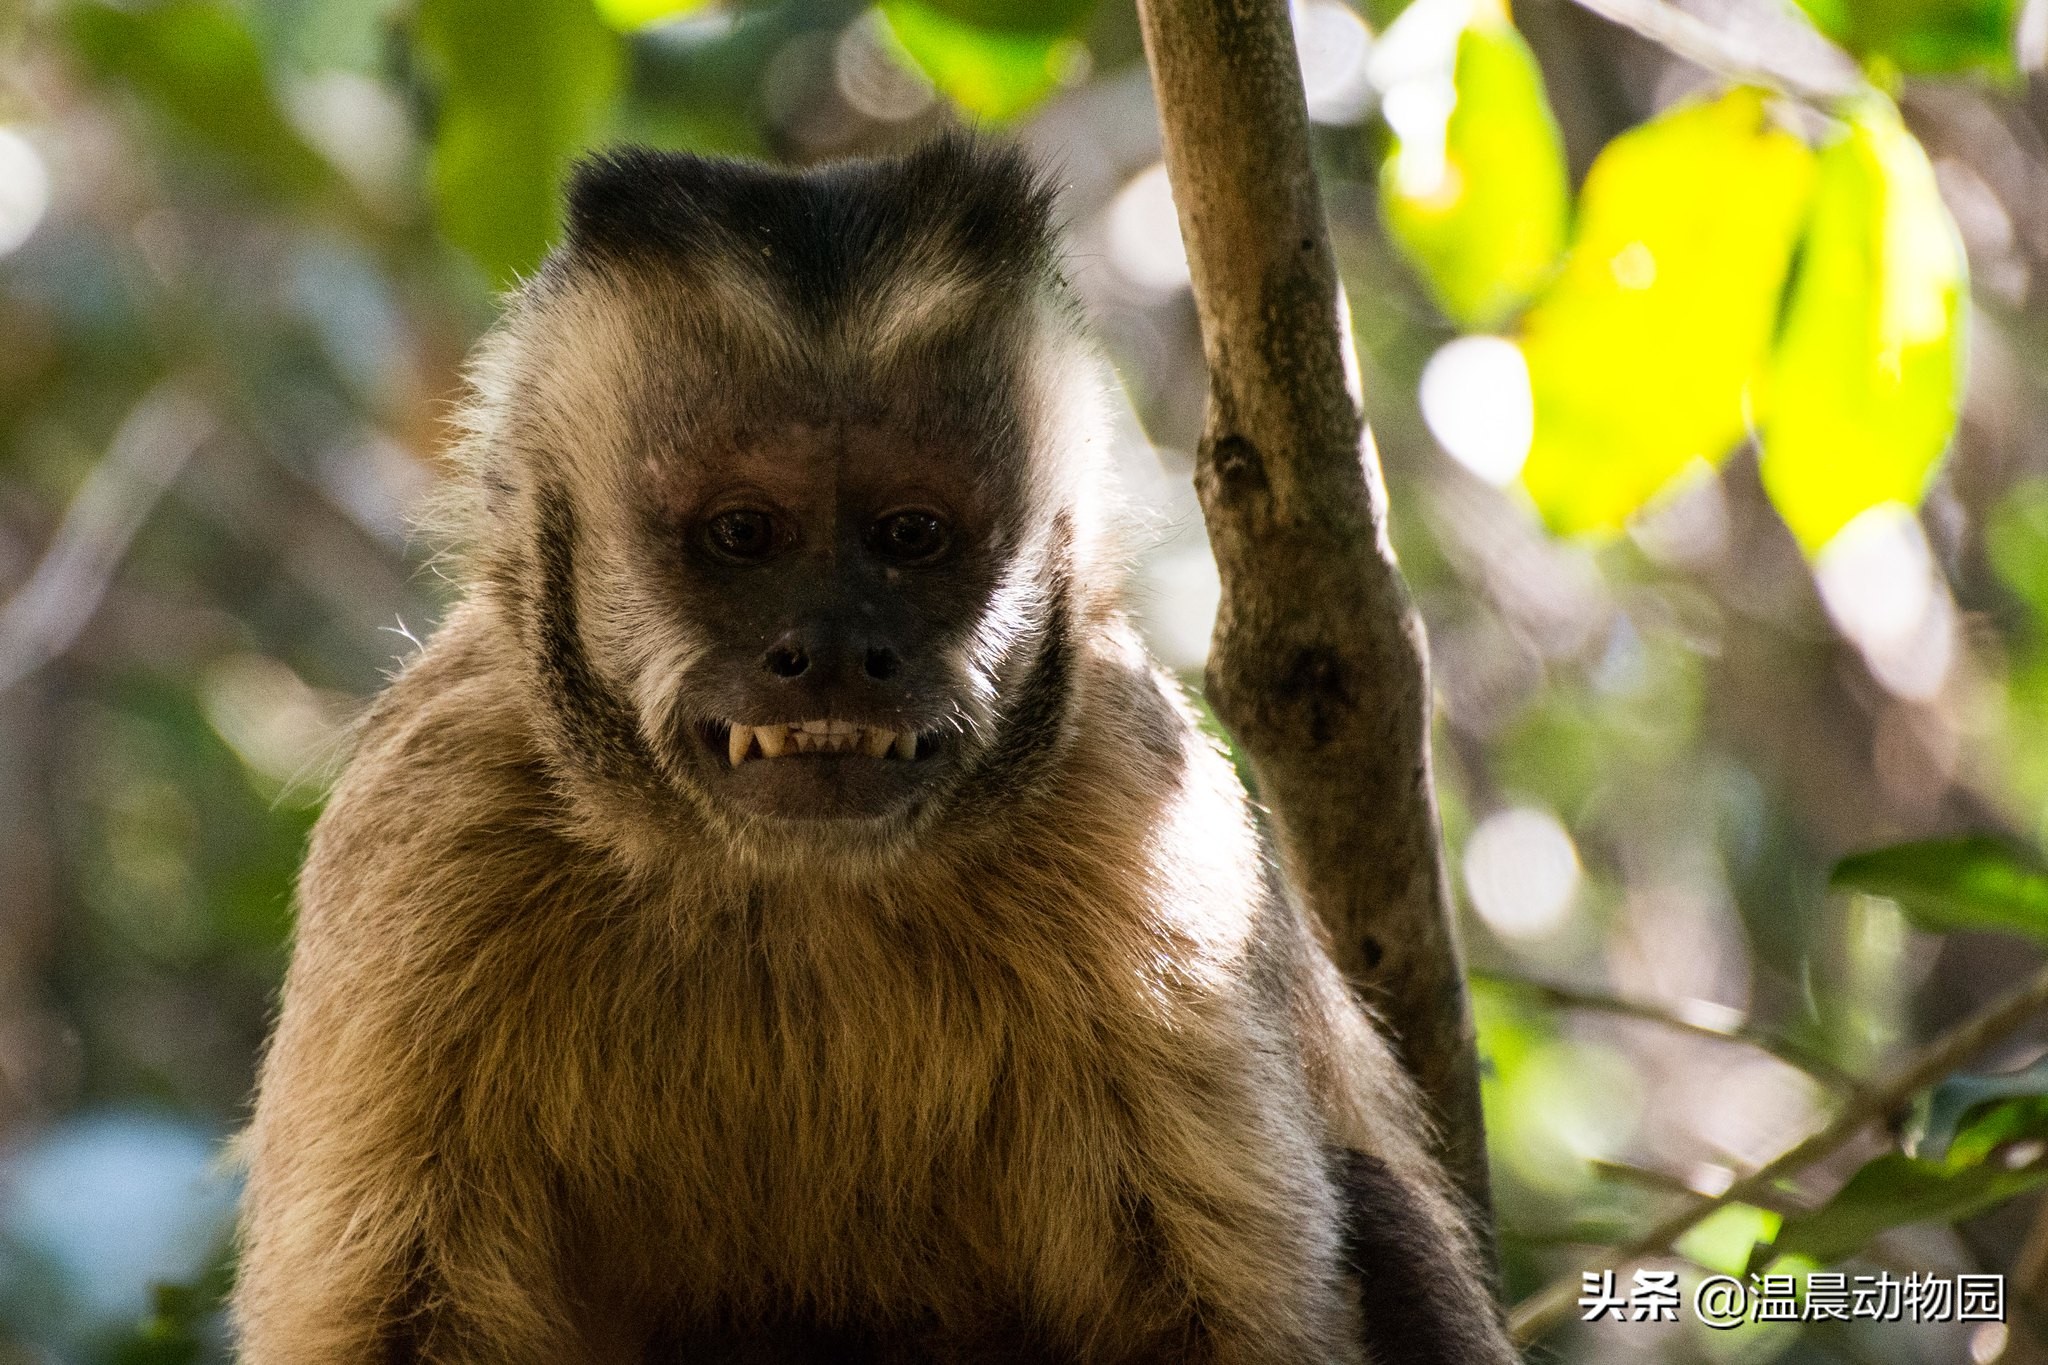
[1764,1154,2047,1267]
[916,0,1099,32]
[1913,1060,2048,1165]
[1758,97,1966,556]
[1949,1098,2048,1169]
[880,0,1086,121]
[1791,0,2019,77]
[66,0,334,202]
[592,0,711,31]
[1830,836,2048,943]
[415,0,624,285]
[1676,1203,1783,1275]
[1518,89,1815,537]
[1379,0,1569,330]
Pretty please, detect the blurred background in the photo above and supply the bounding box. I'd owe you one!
[4,0,2048,1360]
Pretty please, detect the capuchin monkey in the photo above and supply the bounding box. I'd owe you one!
[232,136,1516,1365]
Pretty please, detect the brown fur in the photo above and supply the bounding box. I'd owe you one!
[233,139,1507,1364]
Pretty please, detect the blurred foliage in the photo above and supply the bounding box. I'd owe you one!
[8,0,2048,1361]
[1833,837,2048,942]
[1678,1203,1785,1276]
[1377,0,1568,329]
[1759,97,1966,554]
[64,2,336,204]
[1518,88,1814,537]
[1792,0,2021,78]
[416,0,623,283]
[1914,1058,2048,1164]
[594,0,710,31]
[879,0,1091,120]
[1763,1156,2048,1269]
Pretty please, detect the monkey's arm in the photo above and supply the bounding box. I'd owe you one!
[1336,1150,1519,1365]
[1275,887,1518,1365]
[234,623,609,1364]
[234,971,435,1361]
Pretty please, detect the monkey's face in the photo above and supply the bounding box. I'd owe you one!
[632,414,1029,830]
[482,140,1091,846]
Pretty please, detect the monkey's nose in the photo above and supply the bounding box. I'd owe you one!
[763,627,901,688]
[764,639,811,679]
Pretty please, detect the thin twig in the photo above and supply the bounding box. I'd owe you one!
[1511,959,2048,1343]
[1476,972,1867,1096]
[1581,1158,1807,1210]
[0,385,213,692]
[1565,0,1867,105]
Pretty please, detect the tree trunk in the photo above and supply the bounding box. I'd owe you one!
[1133,0,1496,1247]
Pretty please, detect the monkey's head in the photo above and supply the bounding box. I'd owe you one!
[453,138,1114,857]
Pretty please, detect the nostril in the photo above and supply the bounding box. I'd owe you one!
[765,645,810,679]
[864,647,899,681]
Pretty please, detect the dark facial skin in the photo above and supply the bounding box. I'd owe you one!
[642,420,1018,825]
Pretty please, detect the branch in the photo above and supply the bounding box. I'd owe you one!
[1476,972,1868,1097]
[0,385,213,693]
[1511,958,2048,1344]
[1564,0,1867,105]
[1584,1158,1802,1208]
[1993,1184,2048,1361]
[1133,0,1492,1238]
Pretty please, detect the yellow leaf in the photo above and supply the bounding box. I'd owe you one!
[591,0,710,32]
[1758,97,1967,556]
[1518,89,1815,537]
[1379,0,1568,329]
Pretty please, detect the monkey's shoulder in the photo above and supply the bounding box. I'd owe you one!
[296,605,592,937]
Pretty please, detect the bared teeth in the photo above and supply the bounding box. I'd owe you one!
[726,721,923,764]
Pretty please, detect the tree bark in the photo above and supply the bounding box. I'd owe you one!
[1134,0,1495,1243]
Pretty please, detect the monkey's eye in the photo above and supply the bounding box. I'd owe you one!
[869,510,950,565]
[705,509,779,563]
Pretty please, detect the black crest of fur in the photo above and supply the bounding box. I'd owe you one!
[560,135,1059,317]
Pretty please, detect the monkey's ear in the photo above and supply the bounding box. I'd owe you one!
[562,146,736,260]
[892,133,1060,273]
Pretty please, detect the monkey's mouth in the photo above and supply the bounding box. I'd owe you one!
[691,720,946,823]
[708,720,939,767]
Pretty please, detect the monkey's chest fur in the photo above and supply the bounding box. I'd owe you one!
[495,869,1297,1348]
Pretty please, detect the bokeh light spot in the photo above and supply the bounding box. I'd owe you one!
[1607,240,1657,290]
[1106,162,1191,296]
[1419,335,1533,485]
[1294,0,1374,125]
[836,11,936,123]
[1462,805,1580,938]
[1814,502,1955,700]
[0,127,50,259]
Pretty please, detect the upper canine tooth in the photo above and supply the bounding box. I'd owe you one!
[893,731,917,760]
[863,727,896,757]
[728,726,753,767]
[756,726,789,758]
